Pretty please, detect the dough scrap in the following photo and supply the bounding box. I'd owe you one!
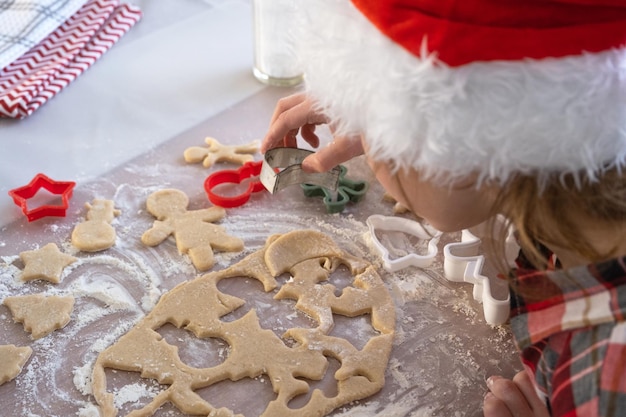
[184,137,259,168]
[382,192,410,214]
[19,242,77,284]
[92,229,396,417]
[3,294,75,339]
[0,345,32,385]
[141,189,244,271]
[72,199,121,252]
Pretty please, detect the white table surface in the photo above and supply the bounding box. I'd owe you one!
[0,2,521,416]
[0,0,264,228]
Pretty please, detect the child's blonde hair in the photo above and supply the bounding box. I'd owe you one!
[490,167,626,274]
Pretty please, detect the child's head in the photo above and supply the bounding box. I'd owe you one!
[292,0,626,270]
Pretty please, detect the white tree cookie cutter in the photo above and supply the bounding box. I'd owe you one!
[366,214,442,271]
[443,216,519,325]
[367,214,518,325]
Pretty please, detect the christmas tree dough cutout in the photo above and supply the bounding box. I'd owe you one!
[92,229,396,417]
[0,345,32,385]
[72,199,121,252]
[19,243,77,284]
[184,137,259,167]
[141,189,244,271]
[3,294,75,339]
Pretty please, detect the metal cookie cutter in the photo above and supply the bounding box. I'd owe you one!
[260,148,341,194]
[301,165,369,213]
[367,214,442,271]
[443,216,519,325]
[8,173,76,222]
[204,161,267,208]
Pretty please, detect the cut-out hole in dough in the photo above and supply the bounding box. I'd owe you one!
[105,369,168,416]
[330,314,378,351]
[288,356,341,410]
[156,323,229,369]
[196,375,276,416]
[327,264,354,297]
[217,276,317,339]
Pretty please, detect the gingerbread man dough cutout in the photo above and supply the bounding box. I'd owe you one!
[184,137,259,167]
[72,199,121,252]
[141,189,244,271]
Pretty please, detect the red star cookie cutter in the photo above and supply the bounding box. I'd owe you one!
[204,161,267,208]
[8,173,76,222]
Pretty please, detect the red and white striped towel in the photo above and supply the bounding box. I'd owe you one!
[0,0,141,119]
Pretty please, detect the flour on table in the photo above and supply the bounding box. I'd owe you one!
[0,345,32,385]
[19,243,77,284]
[92,229,396,417]
[3,294,75,339]
[72,199,121,252]
[141,188,244,271]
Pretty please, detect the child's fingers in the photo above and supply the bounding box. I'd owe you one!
[511,371,550,417]
[301,135,364,173]
[262,93,328,153]
[300,123,320,149]
[486,375,535,417]
[483,391,514,417]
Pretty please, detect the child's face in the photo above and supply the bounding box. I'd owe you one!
[366,155,497,233]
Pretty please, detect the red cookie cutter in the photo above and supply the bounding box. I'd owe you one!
[204,161,267,208]
[8,173,76,222]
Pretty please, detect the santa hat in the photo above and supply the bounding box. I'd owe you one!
[293,0,626,186]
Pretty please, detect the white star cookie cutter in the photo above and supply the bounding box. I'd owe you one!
[366,214,442,272]
[443,216,519,325]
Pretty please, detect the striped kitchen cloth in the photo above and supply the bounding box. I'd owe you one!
[0,0,141,118]
[0,0,89,70]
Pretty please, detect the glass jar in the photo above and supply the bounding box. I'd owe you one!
[252,0,303,87]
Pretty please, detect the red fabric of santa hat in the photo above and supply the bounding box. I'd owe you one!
[294,0,626,185]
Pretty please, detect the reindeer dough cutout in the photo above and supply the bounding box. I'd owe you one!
[184,137,259,167]
[71,199,121,252]
[141,189,244,271]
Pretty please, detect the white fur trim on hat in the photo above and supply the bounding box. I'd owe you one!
[294,0,626,186]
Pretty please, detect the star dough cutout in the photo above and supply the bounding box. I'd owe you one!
[183,137,259,167]
[8,173,75,221]
[20,243,77,284]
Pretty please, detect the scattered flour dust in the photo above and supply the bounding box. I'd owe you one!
[112,382,161,409]
[0,170,519,417]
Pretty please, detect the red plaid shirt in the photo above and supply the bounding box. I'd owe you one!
[510,254,626,417]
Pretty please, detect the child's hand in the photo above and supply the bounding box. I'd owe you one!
[262,92,364,173]
[483,371,550,417]
[262,92,329,152]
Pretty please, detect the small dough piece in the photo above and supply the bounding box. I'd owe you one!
[4,294,75,339]
[141,189,244,271]
[0,345,32,385]
[183,137,259,167]
[72,199,121,252]
[19,243,77,284]
[93,229,395,417]
[382,192,410,214]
